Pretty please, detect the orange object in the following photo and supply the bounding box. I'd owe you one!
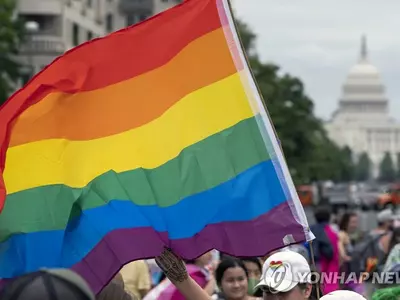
[365,257,378,273]
[377,183,400,208]
[297,185,313,206]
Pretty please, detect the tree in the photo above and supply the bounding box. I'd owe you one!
[355,152,371,181]
[307,133,345,182]
[338,146,355,182]
[379,152,396,183]
[236,21,346,184]
[0,0,24,106]
[235,20,257,59]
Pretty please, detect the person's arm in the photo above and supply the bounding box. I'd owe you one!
[380,232,392,254]
[338,232,351,263]
[171,270,215,300]
[338,240,349,262]
[203,276,216,296]
[155,248,211,300]
[191,271,216,296]
[174,277,212,300]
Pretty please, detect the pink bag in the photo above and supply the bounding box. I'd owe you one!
[320,224,340,294]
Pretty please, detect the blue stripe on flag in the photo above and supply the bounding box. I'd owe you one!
[0,159,288,277]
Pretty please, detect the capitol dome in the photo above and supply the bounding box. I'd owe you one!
[338,35,388,115]
[346,35,381,79]
[348,62,380,78]
[325,35,400,181]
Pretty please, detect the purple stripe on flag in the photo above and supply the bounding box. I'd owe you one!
[72,201,305,294]
[0,201,305,294]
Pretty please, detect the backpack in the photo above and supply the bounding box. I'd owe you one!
[348,232,387,276]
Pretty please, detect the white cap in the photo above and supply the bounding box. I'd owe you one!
[281,244,310,263]
[320,290,367,300]
[255,250,311,293]
[377,209,395,223]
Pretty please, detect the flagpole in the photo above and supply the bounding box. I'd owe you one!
[225,0,281,148]
[224,0,294,175]
[225,2,320,299]
[308,240,321,299]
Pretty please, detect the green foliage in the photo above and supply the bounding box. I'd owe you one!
[339,146,355,181]
[235,20,256,58]
[0,0,24,106]
[355,152,371,181]
[236,20,352,184]
[379,152,396,183]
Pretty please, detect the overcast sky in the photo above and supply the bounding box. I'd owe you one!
[231,0,400,121]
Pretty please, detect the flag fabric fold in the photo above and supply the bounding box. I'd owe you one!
[0,0,312,293]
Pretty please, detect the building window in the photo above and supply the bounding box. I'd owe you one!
[126,14,137,26]
[106,13,113,32]
[126,13,150,26]
[72,23,79,46]
[87,31,93,41]
[139,14,148,21]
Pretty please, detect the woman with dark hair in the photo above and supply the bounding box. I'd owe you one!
[338,212,358,252]
[240,257,262,296]
[338,213,358,271]
[338,212,362,293]
[212,257,258,300]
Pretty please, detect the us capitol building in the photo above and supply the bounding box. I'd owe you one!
[325,35,400,178]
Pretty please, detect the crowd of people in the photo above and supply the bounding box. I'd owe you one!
[1,207,400,300]
[309,206,400,298]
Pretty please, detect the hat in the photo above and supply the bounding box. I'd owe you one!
[377,209,395,223]
[255,250,311,293]
[320,290,366,300]
[281,244,310,263]
[0,269,95,300]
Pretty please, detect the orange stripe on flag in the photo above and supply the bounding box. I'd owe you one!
[10,29,239,145]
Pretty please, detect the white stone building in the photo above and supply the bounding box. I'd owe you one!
[325,35,400,178]
[104,0,181,34]
[17,0,181,82]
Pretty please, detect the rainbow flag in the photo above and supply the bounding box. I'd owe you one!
[0,0,312,293]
